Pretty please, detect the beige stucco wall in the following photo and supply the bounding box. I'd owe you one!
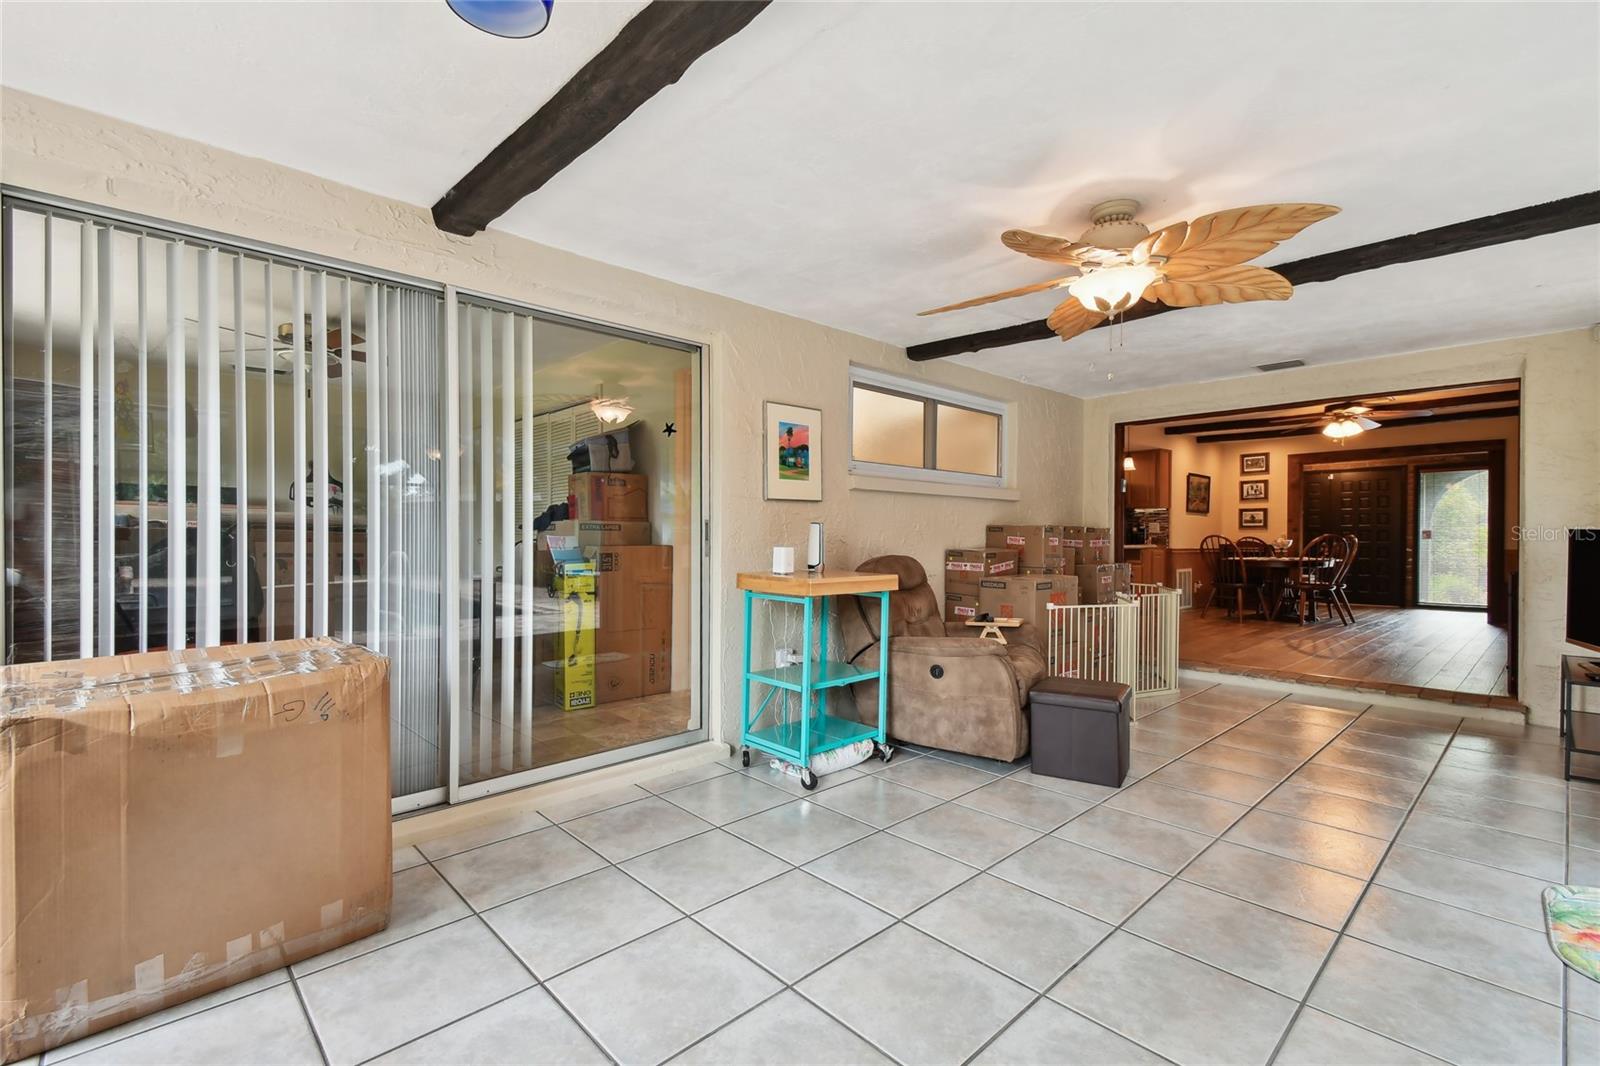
[0,89,1084,748]
[1086,330,1600,726]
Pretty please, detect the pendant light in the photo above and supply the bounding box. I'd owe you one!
[448,0,554,38]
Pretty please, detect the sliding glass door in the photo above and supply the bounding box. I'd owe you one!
[0,198,451,805]
[1,195,706,810]
[445,293,704,802]
[1417,466,1490,608]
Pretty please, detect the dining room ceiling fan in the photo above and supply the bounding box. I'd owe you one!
[919,198,1340,342]
[1271,397,1438,440]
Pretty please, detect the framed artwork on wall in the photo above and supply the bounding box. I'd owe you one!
[1240,478,1269,501]
[1239,508,1268,529]
[1185,473,1211,514]
[1240,452,1270,475]
[764,401,822,501]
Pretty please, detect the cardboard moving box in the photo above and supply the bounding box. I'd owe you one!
[547,519,653,548]
[568,473,649,522]
[944,548,1020,590]
[1064,526,1113,565]
[1075,562,1133,604]
[984,525,1072,570]
[977,575,1080,625]
[943,589,981,624]
[0,639,391,1063]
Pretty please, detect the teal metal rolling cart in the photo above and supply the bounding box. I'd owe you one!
[736,570,898,789]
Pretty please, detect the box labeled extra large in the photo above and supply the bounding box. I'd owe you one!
[568,473,649,522]
[0,639,391,1064]
[977,574,1080,625]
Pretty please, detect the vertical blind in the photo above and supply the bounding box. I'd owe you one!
[0,201,447,799]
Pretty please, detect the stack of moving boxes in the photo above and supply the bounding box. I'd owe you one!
[542,472,673,711]
[944,526,1081,627]
[1066,526,1131,603]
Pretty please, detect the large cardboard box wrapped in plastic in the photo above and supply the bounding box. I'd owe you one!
[0,638,391,1063]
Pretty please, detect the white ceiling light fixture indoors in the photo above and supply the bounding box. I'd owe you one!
[589,384,633,425]
[919,198,1340,341]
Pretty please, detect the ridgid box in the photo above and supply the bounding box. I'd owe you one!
[977,575,1080,625]
[0,639,391,1064]
[984,525,1070,570]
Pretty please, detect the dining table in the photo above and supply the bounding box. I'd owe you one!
[1239,555,1339,623]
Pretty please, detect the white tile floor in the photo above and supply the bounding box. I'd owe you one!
[30,682,1600,1066]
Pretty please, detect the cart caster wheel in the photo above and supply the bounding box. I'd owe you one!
[740,748,751,768]
[875,742,895,764]
[799,769,818,791]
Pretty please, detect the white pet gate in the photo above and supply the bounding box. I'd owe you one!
[1044,583,1181,703]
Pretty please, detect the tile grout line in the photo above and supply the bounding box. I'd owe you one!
[958,688,1316,1066]
[415,848,623,1066]
[1262,716,1467,1065]
[284,963,335,1066]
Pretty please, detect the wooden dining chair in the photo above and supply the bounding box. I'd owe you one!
[1235,536,1272,557]
[1334,534,1360,621]
[1200,534,1270,621]
[1289,534,1346,623]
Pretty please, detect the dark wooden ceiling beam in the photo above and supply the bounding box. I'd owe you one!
[906,190,1600,361]
[432,0,770,236]
[1192,406,1520,445]
[1164,389,1522,435]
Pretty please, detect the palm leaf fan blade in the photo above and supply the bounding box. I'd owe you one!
[917,274,1078,316]
[1147,265,1294,308]
[1160,203,1340,278]
[1046,297,1105,341]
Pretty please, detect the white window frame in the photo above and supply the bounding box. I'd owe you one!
[848,367,1009,490]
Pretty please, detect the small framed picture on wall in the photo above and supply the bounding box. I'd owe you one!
[1239,508,1268,529]
[763,401,822,501]
[1239,479,1269,501]
[1240,452,1269,475]
[1185,473,1211,515]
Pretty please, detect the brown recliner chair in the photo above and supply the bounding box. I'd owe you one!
[838,555,1045,762]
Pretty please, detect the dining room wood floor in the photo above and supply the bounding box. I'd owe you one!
[1179,605,1516,708]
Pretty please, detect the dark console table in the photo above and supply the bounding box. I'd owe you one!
[1561,654,1600,782]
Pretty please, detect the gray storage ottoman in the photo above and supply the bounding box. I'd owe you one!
[1028,678,1132,787]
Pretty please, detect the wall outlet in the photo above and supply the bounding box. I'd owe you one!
[775,648,798,668]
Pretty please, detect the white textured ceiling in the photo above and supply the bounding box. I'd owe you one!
[3,1,1597,397]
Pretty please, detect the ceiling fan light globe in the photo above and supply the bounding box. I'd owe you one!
[589,396,633,424]
[1321,417,1365,440]
[1068,264,1161,315]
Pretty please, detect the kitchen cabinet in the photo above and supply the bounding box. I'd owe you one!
[1125,448,1172,510]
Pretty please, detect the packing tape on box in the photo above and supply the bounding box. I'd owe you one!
[132,956,164,994]
[225,935,252,964]
[319,900,345,929]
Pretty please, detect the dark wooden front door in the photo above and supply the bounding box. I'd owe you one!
[1303,466,1407,606]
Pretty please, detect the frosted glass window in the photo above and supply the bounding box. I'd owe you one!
[935,403,1000,477]
[852,385,925,468]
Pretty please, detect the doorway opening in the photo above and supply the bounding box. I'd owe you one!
[1113,380,1521,707]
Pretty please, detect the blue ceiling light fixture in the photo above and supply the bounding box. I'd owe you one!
[448,0,554,38]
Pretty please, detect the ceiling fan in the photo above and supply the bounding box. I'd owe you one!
[919,198,1340,342]
[1274,398,1437,440]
